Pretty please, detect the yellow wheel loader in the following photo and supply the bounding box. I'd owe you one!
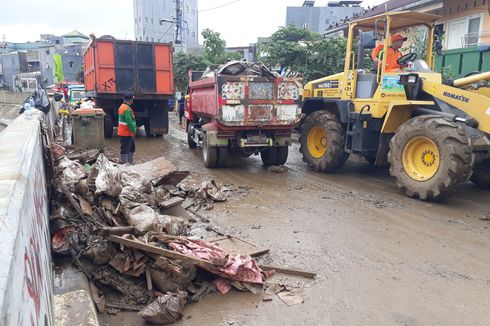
[300,11,490,201]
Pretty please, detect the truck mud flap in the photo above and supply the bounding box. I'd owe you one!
[148,103,169,135]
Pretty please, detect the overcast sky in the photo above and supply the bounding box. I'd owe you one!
[1,0,385,46]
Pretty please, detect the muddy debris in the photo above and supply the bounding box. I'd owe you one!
[49,145,289,325]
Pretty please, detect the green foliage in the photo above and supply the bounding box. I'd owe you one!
[258,25,346,82]
[173,52,210,92]
[173,28,245,92]
[441,65,455,82]
[402,27,428,61]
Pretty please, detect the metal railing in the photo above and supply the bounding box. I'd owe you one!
[464,30,490,47]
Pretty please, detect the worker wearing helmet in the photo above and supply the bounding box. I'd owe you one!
[372,34,408,72]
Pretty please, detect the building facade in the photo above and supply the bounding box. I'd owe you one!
[324,0,490,50]
[0,30,89,90]
[133,0,199,52]
[286,0,364,34]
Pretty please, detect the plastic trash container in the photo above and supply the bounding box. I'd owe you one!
[70,108,106,150]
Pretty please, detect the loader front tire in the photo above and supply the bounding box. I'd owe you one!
[299,110,349,172]
[187,123,197,149]
[388,115,473,201]
[202,132,218,168]
[471,159,490,189]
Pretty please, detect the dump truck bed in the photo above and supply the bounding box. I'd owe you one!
[84,37,174,99]
[188,66,301,129]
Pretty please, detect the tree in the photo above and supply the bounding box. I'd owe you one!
[202,28,242,63]
[172,28,243,92]
[173,52,209,92]
[202,28,226,63]
[258,25,346,82]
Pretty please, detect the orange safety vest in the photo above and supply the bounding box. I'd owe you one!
[117,103,136,137]
[372,44,403,72]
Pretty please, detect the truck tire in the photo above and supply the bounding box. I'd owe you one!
[187,123,197,149]
[388,115,473,201]
[104,114,114,138]
[144,121,152,137]
[202,132,218,168]
[261,147,277,166]
[471,159,490,189]
[275,146,289,165]
[299,110,349,172]
[218,147,230,167]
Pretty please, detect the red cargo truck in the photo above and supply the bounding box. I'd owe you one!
[84,35,174,137]
[185,61,302,168]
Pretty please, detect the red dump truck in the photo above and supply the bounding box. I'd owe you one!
[185,61,302,168]
[84,35,174,137]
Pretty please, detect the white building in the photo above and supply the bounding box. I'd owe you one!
[133,0,199,52]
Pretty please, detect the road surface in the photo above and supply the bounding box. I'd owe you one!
[101,114,490,326]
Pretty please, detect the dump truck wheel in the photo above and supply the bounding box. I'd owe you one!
[471,159,490,189]
[299,110,349,172]
[217,147,230,167]
[388,115,473,201]
[202,132,218,168]
[104,114,114,138]
[187,123,197,149]
[261,147,277,166]
[275,146,289,165]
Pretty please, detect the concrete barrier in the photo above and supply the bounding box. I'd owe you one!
[0,112,53,325]
[0,91,31,105]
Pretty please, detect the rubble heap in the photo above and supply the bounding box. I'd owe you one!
[49,145,268,325]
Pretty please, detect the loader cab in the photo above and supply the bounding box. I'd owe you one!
[339,11,443,119]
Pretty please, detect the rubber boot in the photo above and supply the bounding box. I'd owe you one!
[128,152,134,165]
[120,154,128,164]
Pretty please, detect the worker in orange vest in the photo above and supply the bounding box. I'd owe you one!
[117,93,137,164]
[372,34,407,72]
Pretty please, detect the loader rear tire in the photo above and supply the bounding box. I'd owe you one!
[299,110,349,172]
[202,132,218,168]
[388,115,473,201]
[471,159,490,189]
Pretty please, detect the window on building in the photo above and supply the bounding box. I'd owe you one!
[55,40,60,44]
[467,16,481,45]
[69,61,74,68]
[192,31,196,38]
[303,23,310,30]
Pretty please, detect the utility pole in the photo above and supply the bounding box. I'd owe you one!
[175,0,183,52]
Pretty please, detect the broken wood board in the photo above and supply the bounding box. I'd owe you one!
[160,197,184,209]
[106,235,218,271]
[131,157,177,182]
[209,237,269,257]
[157,171,190,186]
[259,265,316,279]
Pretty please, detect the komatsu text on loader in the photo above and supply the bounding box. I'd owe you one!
[300,11,490,200]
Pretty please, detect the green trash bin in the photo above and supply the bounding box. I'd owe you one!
[70,108,106,150]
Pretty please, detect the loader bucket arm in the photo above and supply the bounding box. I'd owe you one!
[421,79,490,134]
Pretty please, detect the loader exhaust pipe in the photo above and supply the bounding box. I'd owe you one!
[412,108,479,128]
[445,71,490,88]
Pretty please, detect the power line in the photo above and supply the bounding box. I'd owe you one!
[183,0,242,13]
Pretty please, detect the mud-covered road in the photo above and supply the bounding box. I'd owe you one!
[102,114,490,326]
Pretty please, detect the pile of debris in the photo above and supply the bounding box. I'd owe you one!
[49,145,272,324]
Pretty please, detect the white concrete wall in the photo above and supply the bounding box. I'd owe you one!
[0,112,53,325]
[0,91,31,105]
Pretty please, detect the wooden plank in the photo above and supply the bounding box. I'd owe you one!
[259,265,316,279]
[209,236,270,257]
[160,197,184,209]
[105,235,219,270]
[100,226,134,236]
